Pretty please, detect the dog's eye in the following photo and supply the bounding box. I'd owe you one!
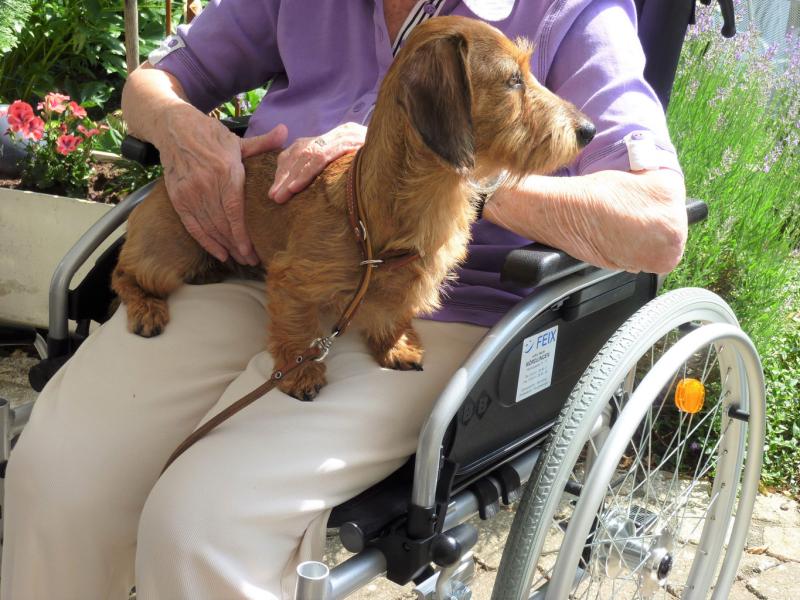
[508,72,524,89]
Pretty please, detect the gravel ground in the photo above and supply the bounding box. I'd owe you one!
[2,349,798,599]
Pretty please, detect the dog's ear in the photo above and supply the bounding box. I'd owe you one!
[399,33,474,172]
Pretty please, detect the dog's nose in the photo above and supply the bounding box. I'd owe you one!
[576,121,596,147]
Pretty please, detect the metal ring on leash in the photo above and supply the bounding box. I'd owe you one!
[310,336,336,362]
[359,259,384,267]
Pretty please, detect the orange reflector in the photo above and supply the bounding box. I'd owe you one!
[675,378,705,414]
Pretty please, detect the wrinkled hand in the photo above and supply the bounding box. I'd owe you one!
[159,106,288,265]
[268,122,367,204]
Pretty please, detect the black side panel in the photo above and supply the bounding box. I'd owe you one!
[449,272,657,480]
[67,237,124,324]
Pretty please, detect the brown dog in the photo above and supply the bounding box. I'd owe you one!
[112,16,594,400]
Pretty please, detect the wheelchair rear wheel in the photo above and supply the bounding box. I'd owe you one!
[492,288,765,600]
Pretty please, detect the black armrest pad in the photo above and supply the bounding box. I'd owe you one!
[120,116,252,166]
[499,199,708,288]
[500,244,590,287]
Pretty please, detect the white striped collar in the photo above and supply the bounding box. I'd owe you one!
[391,0,447,56]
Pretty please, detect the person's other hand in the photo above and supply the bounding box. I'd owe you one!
[159,105,288,265]
[268,122,367,204]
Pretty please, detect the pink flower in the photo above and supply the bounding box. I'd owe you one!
[6,100,34,132]
[42,92,70,114]
[77,124,102,138]
[20,116,45,141]
[56,134,82,155]
[68,101,87,119]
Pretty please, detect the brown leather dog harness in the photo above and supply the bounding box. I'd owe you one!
[162,149,418,475]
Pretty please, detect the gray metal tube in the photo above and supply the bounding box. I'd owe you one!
[320,446,540,600]
[10,400,34,439]
[33,332,47,359]
[329,548,387,599]
[442,447,540,531]
[48,181,156,340]
[295,561,332,600]
[0,398,9,462]
[412,268,619,510]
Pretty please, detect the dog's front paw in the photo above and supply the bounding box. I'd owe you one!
[127,298,169,338]
[278,361,327,401]
[377,340,425,371]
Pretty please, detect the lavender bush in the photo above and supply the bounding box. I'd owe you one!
[664,0,800,490]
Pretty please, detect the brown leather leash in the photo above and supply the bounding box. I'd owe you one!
[161,149,418,476]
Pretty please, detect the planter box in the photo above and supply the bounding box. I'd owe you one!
[0,187,119,328]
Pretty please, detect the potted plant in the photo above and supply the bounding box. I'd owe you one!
[0,94,128,328]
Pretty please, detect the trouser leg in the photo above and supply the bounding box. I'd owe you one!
[135,318,486,599]
[1,281,268,600]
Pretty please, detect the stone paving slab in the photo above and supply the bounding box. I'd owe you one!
[0,350,37,408]
[730,581,761,600]
[761,526,800,562]
[746,562,800,600]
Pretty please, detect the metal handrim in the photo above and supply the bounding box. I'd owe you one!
[542,324,764,599]
[490,289,757,600]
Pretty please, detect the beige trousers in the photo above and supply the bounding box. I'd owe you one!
[1,280,486,600]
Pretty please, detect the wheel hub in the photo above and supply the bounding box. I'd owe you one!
[595,505,674,597]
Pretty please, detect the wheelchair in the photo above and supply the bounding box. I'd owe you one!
[0,0,762,598]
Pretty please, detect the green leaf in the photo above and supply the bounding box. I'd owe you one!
[0,0,33,50]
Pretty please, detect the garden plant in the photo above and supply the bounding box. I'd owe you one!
[665,1,800,491]
[3,94,108,197]
[0,0,174,201]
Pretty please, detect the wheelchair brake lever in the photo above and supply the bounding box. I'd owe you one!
[698,0,736,38]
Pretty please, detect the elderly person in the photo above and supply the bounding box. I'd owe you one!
[1,0,686,598]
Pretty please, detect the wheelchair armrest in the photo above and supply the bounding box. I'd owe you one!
[47,181,158,355]
[120,115,252,166]
[499,198,708,287]
[500,243,590,288]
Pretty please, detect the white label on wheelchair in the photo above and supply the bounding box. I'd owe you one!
[515,324,558,402]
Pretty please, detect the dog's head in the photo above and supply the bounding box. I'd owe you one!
[390,16,594,179]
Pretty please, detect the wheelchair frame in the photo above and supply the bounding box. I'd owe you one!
[0,178,632,598]
[1,182,742,600]
[0,2,756,597]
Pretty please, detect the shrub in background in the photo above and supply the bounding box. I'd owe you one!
[0,0,180,114]
[0,0,33,52]
[665,0,800,490]
[760,282,800,491]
